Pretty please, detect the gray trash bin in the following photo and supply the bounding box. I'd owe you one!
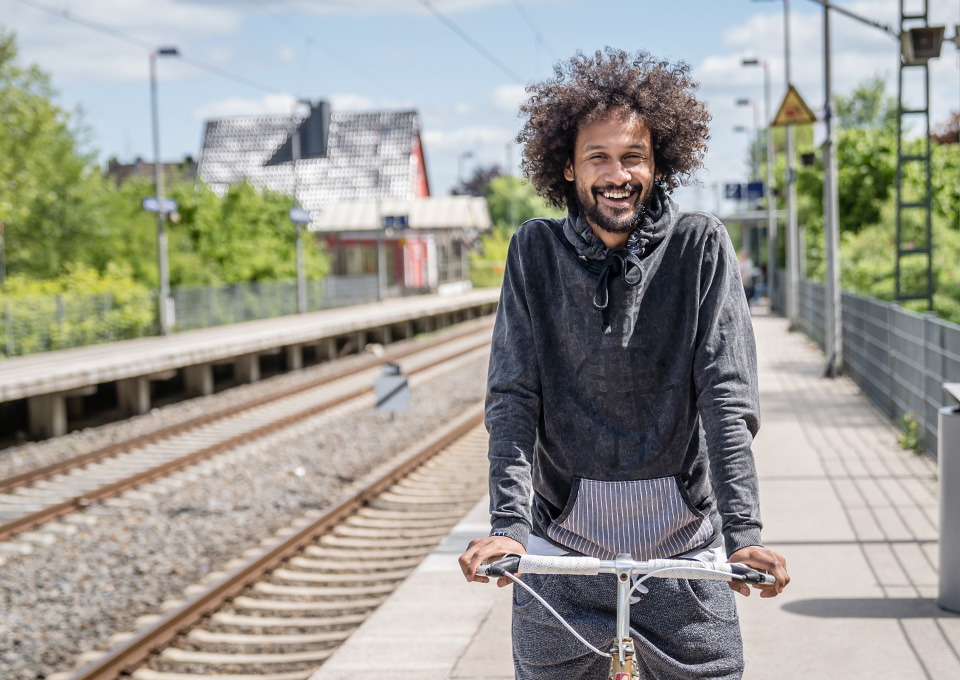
[939,383,960,614]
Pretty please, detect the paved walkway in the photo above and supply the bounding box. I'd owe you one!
[312,310,959,679]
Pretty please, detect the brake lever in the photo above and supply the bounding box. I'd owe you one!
[477,554,522,577]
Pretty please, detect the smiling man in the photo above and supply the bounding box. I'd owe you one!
[458,49,789,679]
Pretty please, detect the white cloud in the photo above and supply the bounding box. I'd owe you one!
[190,90,419,124]
[278,45,297,62]
[329,93,377,111]
[329,93,417,111]
[421,125,519,194]
[490,84,529,113]
[6,0,244,83]
[692,0,960,208]
[189,0,519,17]
[422,125,514,152]
[191,93,298,121]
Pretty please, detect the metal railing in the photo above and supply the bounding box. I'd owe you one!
[0,276,380,359]
[788,273,960,458]
[171,276,378,332]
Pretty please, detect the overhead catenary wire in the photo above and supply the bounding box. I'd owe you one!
[512,0,558,64]
[9,0,276,93]
[234,0,405,100]
[414,0,525,84]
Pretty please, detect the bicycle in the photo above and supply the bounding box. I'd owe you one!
[477,552,775,680]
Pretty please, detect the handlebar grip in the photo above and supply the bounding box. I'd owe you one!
[518,554,603,575]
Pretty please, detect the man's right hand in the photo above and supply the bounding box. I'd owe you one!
[458,535,526,587]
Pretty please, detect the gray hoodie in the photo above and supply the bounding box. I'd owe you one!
[485,189,762,560]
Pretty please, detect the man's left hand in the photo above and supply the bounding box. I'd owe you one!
[727,545,789,598]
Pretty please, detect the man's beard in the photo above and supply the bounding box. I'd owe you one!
[577,181,651,235]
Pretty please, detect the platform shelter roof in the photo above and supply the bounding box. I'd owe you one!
[312,196,491,234]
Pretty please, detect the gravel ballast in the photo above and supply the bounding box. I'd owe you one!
[0,337,490,680]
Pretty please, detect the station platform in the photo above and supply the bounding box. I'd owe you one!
[0,289,499,439]
[310,310,960,680]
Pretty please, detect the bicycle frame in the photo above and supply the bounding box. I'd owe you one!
[479,552,773,678]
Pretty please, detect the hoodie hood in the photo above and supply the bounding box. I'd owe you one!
[561,185,678,262]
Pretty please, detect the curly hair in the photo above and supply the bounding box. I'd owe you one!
[517,48,711,211]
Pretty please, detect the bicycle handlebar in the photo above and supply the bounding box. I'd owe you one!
[478,553,775,586]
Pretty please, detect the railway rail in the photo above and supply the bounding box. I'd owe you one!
[0,319,493,544]
[51,407,488,680]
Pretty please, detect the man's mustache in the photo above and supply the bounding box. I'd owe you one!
[592,183,642,196]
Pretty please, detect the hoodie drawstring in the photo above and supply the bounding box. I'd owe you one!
[592,248,643,334]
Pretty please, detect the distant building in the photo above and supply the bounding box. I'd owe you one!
[197,102,430,215]
[104,156,198,187]
[196,102,488,293]
[315,196,491,296]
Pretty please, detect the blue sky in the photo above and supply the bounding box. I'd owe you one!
[3,0,959,214]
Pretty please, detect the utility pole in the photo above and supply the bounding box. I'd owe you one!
[763,62,776,313]
[804,0,899,374]
[822,5,842,377]
[743,58,778,310]
[150,47,179,335]
[784,0,800,331]
[291,106,307,314]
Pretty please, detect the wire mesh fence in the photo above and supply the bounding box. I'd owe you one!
[0,275,380,359]
[0,289,158,357]
[791,274,960,458]
[171,276,378,332]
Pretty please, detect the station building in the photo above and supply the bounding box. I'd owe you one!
[196,102,489,295]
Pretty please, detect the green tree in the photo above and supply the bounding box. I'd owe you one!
[469,175,564,288]
[0,29,108,279]
[0,27,328,291]
[801,79,960,322]
[170,181,329,285]
[931,116,960,230]
[794,78,899,279]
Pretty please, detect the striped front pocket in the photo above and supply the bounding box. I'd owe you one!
[546,476,714,560]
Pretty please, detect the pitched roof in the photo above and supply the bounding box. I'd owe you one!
[313,196,492,233]
[197,107,427,222]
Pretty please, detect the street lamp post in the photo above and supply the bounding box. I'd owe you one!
[783,0,800,331]
[822,5,842,377]
[290,99,312,314]
[150,46,179,335]
[735,98,762,181]
[457,151,474,191]
[743,57,777,312]
[732,124,756,188]
[752,0,799,328]
[732,125,754,253]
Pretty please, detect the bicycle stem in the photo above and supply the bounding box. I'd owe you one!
[615,553,634,667]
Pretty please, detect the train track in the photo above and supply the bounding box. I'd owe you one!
[0,320,493,544]
[50,407,488,680]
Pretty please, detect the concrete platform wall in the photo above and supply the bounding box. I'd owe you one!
[0,290,500,439]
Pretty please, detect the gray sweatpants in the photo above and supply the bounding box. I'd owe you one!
[512,572,744,679]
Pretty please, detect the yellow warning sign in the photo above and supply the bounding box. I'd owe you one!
[772,84,818,126]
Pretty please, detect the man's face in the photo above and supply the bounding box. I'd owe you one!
[563,109,658,236]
